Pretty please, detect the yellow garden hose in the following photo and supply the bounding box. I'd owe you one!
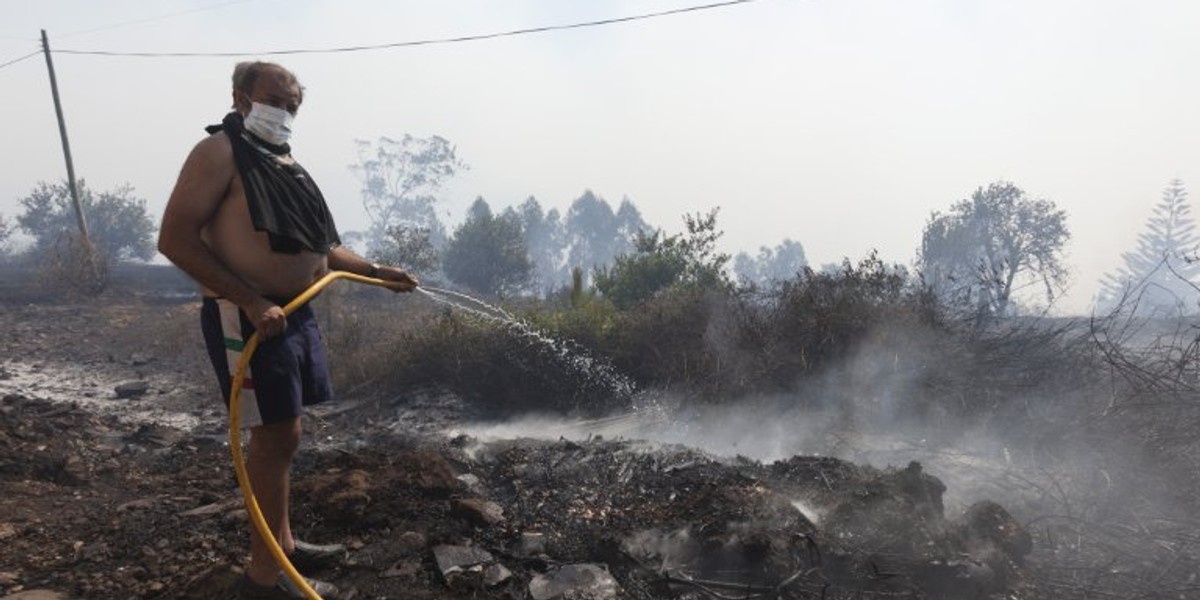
[229,270,408,600]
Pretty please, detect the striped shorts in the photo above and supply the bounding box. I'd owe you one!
[200,297,334,428]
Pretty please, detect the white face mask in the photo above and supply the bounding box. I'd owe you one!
[244,102,294,146]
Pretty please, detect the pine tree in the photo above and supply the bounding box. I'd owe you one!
[443,197,532,296]
[1097,179,1200,315]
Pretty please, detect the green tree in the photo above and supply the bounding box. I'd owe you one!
[443,197,533,296]
[349,135,466,260]
[919,181,1069,319]
[1096,179,1199,315]
[594,209,730,309]
[17,180,156,263]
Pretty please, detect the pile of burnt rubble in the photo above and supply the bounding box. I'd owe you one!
[447,436,1030,599]
[1,390,1031,599]
[277,426,1033,600]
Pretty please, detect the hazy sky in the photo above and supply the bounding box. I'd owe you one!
[1,0,1197,313]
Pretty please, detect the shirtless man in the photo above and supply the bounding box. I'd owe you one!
[159,62,417,599]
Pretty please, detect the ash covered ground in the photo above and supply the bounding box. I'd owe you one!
[1,284,1198,600]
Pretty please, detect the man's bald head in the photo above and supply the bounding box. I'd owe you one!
[231,62,304,115]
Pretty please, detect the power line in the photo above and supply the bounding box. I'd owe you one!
[58,0,256,40]
[0,49,39,71]
[52,0,760,58]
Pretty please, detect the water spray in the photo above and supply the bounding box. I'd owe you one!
[415,285,639,403]
[416,286,516,323]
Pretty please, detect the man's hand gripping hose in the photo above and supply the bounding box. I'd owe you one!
[229,271,413,600]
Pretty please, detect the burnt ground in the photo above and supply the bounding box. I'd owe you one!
[3,292,1036,600]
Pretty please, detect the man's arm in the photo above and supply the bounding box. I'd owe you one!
[158,134,287,335]
[328,245,419,292]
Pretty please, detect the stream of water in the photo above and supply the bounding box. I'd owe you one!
[415,286,639,406]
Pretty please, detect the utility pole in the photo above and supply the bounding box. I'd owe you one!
[40,29,102,291]
[40,29,90,243]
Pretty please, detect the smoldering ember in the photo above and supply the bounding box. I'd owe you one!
[2,261,1200,600]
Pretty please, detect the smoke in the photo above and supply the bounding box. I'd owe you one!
[443,281,1200,595]
[456,317,1194,529]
